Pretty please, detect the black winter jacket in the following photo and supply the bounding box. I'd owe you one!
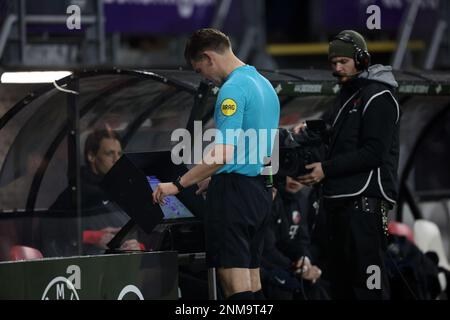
[321,66,400,204]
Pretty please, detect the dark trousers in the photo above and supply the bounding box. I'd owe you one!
[324,197,390,300]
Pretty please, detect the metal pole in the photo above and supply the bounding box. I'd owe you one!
[440,200,450,259]
[24,15,97,24]
[424,21,447,70]
[403,184,423,220]
[0,15,17,60]
[211,0,233,30]
[67,78,82,256]
[111,32,120,64]
[447,0,450,68]
[391,0,421,69]
[18,0,26,64]
[96,0,106,64]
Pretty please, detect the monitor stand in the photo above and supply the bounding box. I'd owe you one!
[104,220,137,254]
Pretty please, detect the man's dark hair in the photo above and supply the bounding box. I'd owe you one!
[84,129,121,163]
[184,28,231,65]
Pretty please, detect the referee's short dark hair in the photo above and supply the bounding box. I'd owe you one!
[184,28,231,65]
[84,129,121,163]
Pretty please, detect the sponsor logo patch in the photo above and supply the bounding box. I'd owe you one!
[221,98,237,116]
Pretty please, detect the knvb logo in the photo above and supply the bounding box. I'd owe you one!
[66,5,81,30]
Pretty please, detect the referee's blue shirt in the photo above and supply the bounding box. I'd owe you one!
[214,65,280,176]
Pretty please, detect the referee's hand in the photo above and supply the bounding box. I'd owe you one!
[152,182,179,205]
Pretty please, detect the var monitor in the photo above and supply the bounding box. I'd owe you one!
[101,151,203,235]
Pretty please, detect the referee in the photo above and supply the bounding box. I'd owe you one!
[153,28,280,300]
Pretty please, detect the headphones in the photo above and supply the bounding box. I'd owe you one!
[333,34,371,71]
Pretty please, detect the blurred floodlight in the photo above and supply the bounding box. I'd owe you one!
[0,71,72,83]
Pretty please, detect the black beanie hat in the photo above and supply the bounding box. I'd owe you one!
[328,30,368,61]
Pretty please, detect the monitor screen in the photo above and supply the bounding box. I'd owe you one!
[147,176,195,220]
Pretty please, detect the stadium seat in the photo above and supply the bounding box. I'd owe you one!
[414,219,449,293]
[9,245,43,261]
[414,220,449,269]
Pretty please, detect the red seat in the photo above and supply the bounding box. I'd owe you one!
[388,221,414,243]
[9,245,43,261]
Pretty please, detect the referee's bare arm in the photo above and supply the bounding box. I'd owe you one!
[152,144,234,205]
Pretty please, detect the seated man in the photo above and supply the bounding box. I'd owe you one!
[43,129,142,256]
[261,176,324,300]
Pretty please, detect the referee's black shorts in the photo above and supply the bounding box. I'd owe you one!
[205,173,272,269]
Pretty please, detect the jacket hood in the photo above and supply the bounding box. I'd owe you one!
[359,64,398,88]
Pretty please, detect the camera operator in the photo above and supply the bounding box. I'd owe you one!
[297,30,400,299]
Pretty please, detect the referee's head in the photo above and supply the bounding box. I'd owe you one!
[184,28,239,86]
[184,28,231,65]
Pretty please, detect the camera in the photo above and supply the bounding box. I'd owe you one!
[277,120,329,177]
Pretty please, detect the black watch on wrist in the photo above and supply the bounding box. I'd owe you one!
[172,176,184,192]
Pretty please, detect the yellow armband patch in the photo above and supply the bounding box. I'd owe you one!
[220,98,237,116]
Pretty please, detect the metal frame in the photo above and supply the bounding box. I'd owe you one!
[18,0,26,63]
[0,14,17,60]
[0,69,197,130]
[1,0,105,65]
[424,20,447,70]
[1,69,199,213]
[23,77,144,212]
[66,78,82,255]
[2,69,450,214]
